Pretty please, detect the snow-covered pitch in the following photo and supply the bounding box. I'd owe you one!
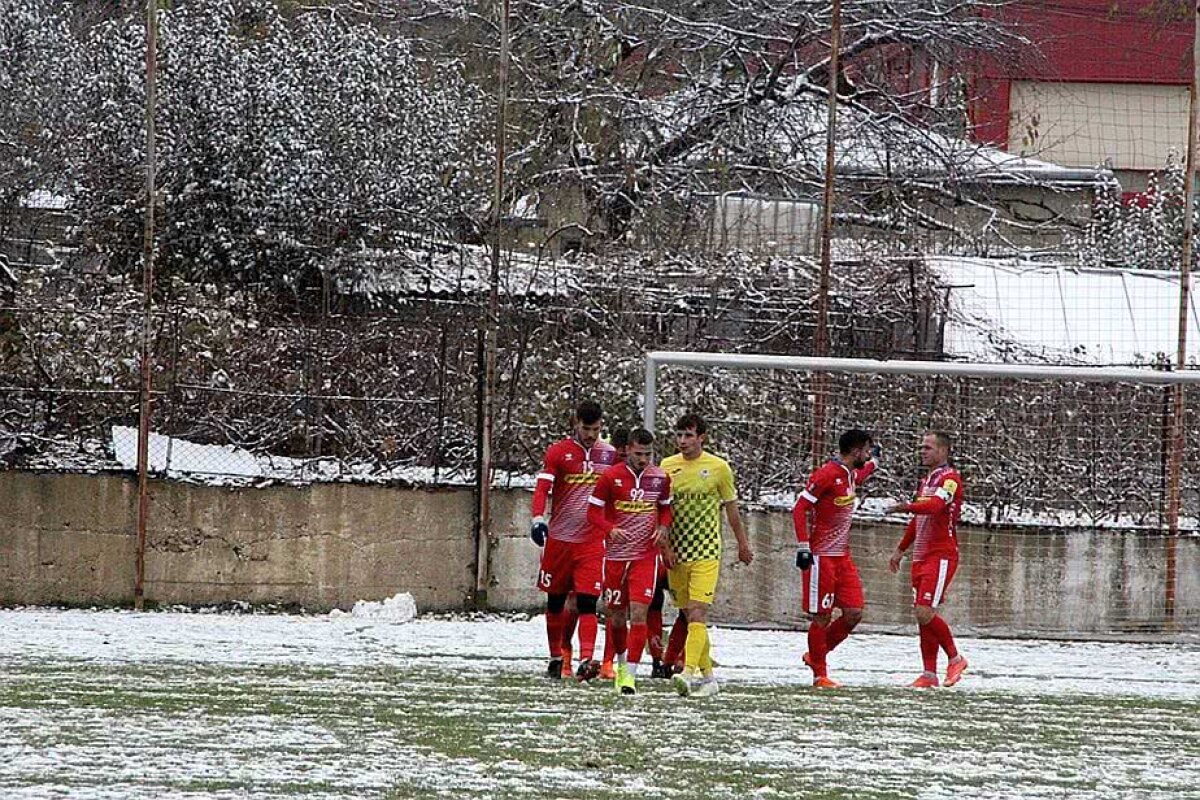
[1,608,1197,799]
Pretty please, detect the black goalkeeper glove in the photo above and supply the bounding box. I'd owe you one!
[530,518,548,547]
[796,547,813,571]
[869,443,882,462]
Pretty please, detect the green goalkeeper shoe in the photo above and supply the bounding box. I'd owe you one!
[614,663,637,695]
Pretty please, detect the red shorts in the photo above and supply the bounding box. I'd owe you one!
[538,537,604,597]
[911,556,958,608]
[602,554,661,610]
[801,554,864,615]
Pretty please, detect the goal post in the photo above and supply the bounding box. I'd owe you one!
[643,350,1200,639]
[643,352,1200,435]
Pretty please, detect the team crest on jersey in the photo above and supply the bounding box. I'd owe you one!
[614,479,623,486]
[564,453,573,461]
[701,469,710,479]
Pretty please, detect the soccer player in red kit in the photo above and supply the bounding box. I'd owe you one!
[587,428,673,695]
[530,401,617,681]
[599,428,630,682]
[887,431,968,688]
[793,429,879,688]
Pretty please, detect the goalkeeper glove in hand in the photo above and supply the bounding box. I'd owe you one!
[530,517,548,547]
[869,443,882,462]
[796,547,813,571]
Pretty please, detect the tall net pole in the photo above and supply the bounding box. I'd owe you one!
[1164,1,1200,625]
[475,0,510,610]
[134,0,158,611]
[811,0,842,469]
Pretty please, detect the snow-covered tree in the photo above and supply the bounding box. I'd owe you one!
[410,0,1027,246]
[0,1,74,211]
[59,0,488,287]
[1076,158,1196,272]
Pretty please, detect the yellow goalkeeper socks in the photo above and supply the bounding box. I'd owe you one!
[685,621,709,673]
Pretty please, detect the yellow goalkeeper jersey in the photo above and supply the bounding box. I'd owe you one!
[660,450,737,563]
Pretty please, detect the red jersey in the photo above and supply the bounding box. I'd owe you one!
[896,464,963,561]
[793,459,877,556]
[532,437,618,543]
[586,462,673,560]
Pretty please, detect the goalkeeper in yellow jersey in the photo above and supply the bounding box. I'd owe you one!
[660,413,754,697]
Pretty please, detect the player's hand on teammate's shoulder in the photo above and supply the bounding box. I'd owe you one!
[530,517,548,547]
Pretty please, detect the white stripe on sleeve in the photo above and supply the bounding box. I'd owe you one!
[588,496,606,507]
[800,490,819,504]
[537,472,555,483]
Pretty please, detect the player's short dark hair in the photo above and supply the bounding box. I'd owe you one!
[927,430,952,450]
[838,429,873,454]
[575,400,603,425]
[674,413,707,435]
[629,428,655,447]
[610,428,630,448]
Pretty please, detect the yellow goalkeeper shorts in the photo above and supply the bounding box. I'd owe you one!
[668,559,720,607]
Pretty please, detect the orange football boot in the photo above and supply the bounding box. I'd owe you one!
[909,672,940,688]
[944,657,968,687]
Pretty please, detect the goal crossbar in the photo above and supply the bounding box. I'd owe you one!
[643,351,1200,432]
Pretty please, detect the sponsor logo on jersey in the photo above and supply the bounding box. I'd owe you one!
[614,500,657,513]
[833,494,856,507]
[563,473,599,485]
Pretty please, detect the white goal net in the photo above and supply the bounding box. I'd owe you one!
[644,352,1200,639]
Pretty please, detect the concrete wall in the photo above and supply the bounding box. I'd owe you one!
[0,473,475,610]
[2,473,1197,637]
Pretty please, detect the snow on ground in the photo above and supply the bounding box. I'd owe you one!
[0,609,1197,799]
[0,608,1194,699]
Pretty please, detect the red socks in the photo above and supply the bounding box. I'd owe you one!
[611,618,628,656]
[546,610,564,658]
[577,614,598,661]
[647,608,664,660]
[919,621,940,673]
[627,622,648,665]
[664,614,688,665]
[807,621,830,677]
[561,609,579,655]
[925,614,958,660]
[602,618,617,664]
[825,616,852,653]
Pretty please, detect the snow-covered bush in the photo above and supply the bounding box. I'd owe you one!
[48,0,486,286]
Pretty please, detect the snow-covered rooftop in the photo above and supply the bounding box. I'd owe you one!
[934,257,1199,365]
[654,92,1113,188]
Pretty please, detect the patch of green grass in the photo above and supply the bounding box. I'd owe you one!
[1,660,1197,799]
